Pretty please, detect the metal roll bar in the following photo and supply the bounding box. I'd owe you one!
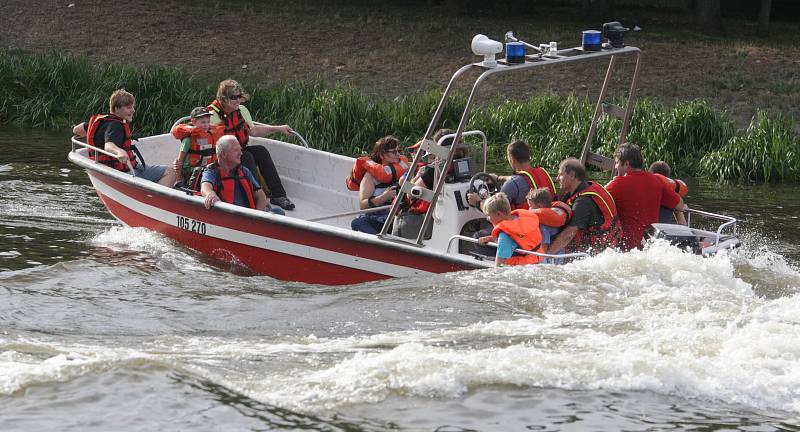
[379,45,642,246]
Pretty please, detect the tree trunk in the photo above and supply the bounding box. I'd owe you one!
[694,0,721,32]
[758,0,772,35]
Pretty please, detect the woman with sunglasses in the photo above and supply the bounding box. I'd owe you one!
[207,79,296,211]
[351,136,405,234]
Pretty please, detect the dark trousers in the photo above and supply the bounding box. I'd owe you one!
[241,146,286,198]
[351,212,389,235]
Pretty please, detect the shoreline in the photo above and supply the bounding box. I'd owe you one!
[1,0,798,129]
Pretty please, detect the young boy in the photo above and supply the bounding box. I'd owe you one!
[648,161,688,224]
[526,187,569,263]
[172,106,221,187]
[478,192,543,267]
[72,89,176,186]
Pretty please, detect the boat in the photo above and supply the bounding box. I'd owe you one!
[69,24,739,285]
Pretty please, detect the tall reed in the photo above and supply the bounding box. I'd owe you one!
[1,49,797,183]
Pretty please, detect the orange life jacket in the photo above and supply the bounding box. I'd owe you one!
[491,210,544,265]
[86,114,137,172]
[208,100,250,148]
[531,201,573,228]
[654,173,688,198]
[210,164,256,209]
[171,123,224,167]
[346,156,410,191]
[565,181,622,254]
[513,166,557,210]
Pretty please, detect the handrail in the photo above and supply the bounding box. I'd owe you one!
[71,136,136,175]
[685,207,737,247]
[172,117,311,149]
[446,235,589,259]
[307,204,391,222]
[254,122,310,148]
[170,116,191,131]
[434,130,488,173]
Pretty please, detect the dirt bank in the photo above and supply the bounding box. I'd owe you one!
[2,0,798,128]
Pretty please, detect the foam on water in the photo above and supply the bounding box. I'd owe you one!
[3,238,800,418]
[220,242,800,414]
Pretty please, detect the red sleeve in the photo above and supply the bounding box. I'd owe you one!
[659,176,681,209]
[605,176,620,196]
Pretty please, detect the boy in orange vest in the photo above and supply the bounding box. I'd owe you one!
[478,192,543,267]
[172,107,221,187]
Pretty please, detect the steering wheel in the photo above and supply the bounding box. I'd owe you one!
[468,172,499,207]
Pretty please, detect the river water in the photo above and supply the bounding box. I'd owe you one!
[2,128,800,431]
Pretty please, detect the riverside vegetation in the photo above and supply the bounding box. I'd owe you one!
[2,49,798,183]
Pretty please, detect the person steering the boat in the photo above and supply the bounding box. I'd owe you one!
[606,144,686,251]
[72,89,176,187]
[207,79,296,211]
[649,160,689,225]
[351,136,406,234]
[199,136,285,215]
[466,140,556,211]
[477,192,543,267]
[545,158,622,256]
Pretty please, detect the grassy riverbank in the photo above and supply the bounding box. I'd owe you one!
[2,49,798,182]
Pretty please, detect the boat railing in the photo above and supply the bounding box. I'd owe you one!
[430,130,488,173]
[307,205,391,222]
[170,117,311,148]
[685,208,737,247]
[70,136,137,174]
[446,235,589,260]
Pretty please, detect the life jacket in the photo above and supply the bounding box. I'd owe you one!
[513,166,557,210]
[531,201,573,228]
[85,114,137,172]
[491,210,543,265]
[565,181,622,254]
[208,100,250,148]
[654,173,688,198]
[171,123,224,167]
[209,164,256,209]
[346,156,410,191]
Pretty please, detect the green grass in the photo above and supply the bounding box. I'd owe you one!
[1,49,798,183]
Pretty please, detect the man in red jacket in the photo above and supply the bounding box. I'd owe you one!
[606,143,687,251]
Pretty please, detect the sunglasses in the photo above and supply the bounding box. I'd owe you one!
[228,94,242,100]
[384,149,400,154]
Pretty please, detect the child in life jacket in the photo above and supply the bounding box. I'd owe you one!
[527,188,571,264]
[648,161,688,224]
[172,107,222,187]
[477,192,544,267]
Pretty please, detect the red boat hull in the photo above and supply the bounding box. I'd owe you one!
[87,170,481,285]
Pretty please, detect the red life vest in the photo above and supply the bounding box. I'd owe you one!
[210,164,256,209]
[565,181,622,254]
[654,173,688,198]
[513,167,557,210]
[208,100,250,148]
[171,123,223,167]
[346,156,410,191]
[491,210,544,265]
[532,201,573,228]
[85,114,137,172]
